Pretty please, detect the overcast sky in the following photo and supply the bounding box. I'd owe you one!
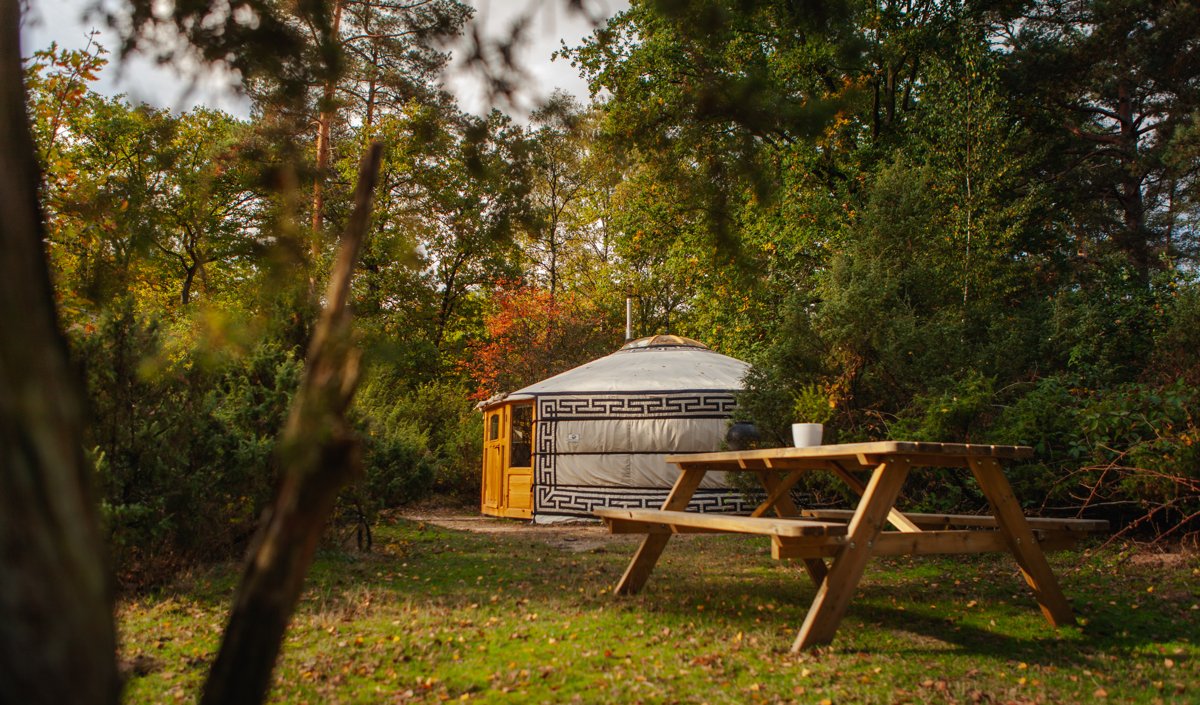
[19,0,627,120]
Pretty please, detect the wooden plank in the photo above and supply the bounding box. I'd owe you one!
[593,509,847,538]
[612,468,706,596]
[773,538,839,560]
[793,458,912,652]
[873,527,1089,556]
[670,460,748,472]
[876,453,1008,468]
[602,518,724,535]
[772,529,1085,559]
[666,442,1034,467]
[969,457,1075,627]
[760,458,849,472]
[801,509,1109,532]
[874,530,1009,556]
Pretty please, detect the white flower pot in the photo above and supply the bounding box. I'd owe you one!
[791,423,824,448]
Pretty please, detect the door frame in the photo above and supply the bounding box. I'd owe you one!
[480,401,536,519]
[481,405,507,513]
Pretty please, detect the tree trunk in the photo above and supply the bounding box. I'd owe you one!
[181,264,197,305]
[311,0,344,239]
[1113,78,1150,280]
[181,244,199,306]
[435,255,465,350]
[0,1,119,702]
[200,141,383,705]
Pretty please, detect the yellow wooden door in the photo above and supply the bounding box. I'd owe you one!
[481,407,506,514]
[503,403,534,518]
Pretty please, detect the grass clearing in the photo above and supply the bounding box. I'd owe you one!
[118,516,1199,704]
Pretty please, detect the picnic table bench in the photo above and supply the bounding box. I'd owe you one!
[594,441,1108,652]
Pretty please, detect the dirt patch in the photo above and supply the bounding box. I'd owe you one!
[1128,548,1195,569]
[393,507,639,553]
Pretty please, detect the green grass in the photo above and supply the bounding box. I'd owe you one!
[118,518,1200,704]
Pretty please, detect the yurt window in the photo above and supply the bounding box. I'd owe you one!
[488,413,501,441]
[509,404,533,468]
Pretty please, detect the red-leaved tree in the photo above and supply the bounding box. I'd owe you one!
[468,282,618,399]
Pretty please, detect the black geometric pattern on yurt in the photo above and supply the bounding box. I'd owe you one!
[534,485,759,519]
[536,393,737,420]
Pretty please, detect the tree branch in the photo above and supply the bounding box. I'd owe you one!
[199,141,385,705]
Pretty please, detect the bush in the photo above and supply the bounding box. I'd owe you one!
[358,418,436,508]
[741,349,1199,537]
[1148,281,1200,386]
[356,373,483,506]
[76,301,301,586]
[889,372,997,443]
[1070,382,1200,537]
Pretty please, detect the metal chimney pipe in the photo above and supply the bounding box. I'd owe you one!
[625,296,633,341]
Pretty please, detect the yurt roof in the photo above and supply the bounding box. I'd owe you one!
[484,336,749,406]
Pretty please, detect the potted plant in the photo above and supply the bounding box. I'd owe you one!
[791,384,833,447]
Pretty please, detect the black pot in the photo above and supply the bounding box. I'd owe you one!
[725,421,760,450]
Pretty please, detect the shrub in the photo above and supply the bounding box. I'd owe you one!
[358,418,436,508]
[76,301,301,586]
[356,373,484,506]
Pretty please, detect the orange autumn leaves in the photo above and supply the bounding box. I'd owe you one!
[467,282,617,400]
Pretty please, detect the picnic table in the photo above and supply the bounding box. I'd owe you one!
[594,441,1107,652]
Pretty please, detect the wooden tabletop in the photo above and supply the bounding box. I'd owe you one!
[665,441,1034,467]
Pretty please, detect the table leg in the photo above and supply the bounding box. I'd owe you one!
[613,467,707,595]
[968,457,1075,627]
[792,458,911,651]
[751,470,804,518]
[830,462,922,533]
[756,471,828,586]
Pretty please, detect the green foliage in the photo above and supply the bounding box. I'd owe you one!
[735,303,826,447]
[883,374,1200,519]
[1149,280,1200,386]
[390,380,483,503]
[358,420,436,509]
[1073,383,1200,527]
[1046,259,1165,387]
[791,384,834,425]
[78,299,301,584]
[356,374,483,505]
[890,373,997,443]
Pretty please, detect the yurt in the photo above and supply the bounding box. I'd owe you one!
[479,335,756,523]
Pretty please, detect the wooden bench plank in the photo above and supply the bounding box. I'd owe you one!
[772,528,1087,559]
[594,509,847,538]
[602,518,724,535]
[801,509,1108,532]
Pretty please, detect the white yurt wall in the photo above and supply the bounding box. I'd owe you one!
[510,336,758,523]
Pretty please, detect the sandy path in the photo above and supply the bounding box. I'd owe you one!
[394,507,640,552]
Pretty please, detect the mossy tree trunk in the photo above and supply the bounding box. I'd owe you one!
[0,1,119,702]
